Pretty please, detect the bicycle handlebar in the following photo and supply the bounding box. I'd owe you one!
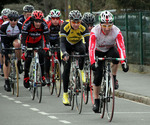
[2,47,22,50]
[97,57,125,61]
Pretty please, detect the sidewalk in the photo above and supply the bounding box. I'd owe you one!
[115,69,150,105]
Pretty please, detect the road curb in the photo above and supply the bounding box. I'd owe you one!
[115,90,150,105]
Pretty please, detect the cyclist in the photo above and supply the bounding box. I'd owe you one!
[89,10,129,113]
[21,10,50,88]
[19,5,34,24]
[82,12,95,32]
[45,9,63,83]
[60,10,90,105]
[0,8,11,76]
[0,10,23,92]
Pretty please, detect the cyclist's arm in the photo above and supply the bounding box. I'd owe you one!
[42,21,50,46]
[89,32,96,65]
[115,31,126,64]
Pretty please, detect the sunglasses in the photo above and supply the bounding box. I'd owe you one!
[71,20,81,24]
[10,19,18,22]
[51,17,60,20]
[101,24,113,28]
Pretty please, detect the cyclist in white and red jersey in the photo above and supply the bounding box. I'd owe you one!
[89,10,129,113]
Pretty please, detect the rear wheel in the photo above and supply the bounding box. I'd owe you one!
[75,69,83,114]
[15,61,19,97]
[54,59,61,97]
[105,72,115,122]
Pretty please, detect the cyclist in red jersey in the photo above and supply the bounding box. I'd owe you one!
[21,10,50,88]
[89,10,129,113]
[45,9,63,83]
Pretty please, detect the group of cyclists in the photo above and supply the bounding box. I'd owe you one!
[0,5,129,113]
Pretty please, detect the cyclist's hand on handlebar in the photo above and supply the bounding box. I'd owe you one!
[91,63,96,71]
[121,62,129,72]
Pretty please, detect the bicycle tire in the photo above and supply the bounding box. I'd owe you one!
[29,61,35,100]
[36,63,42,103]
[105,72,115,122]
[75,69,83,114]
[14,61,19,97]
[83,75,89,104]
[54,59,61,97]
[90,69,94,104]
[49,56,55,95]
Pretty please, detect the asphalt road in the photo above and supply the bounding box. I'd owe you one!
[0,74,150,125]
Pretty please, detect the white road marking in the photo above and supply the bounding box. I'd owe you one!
[59,120,71,124]
[38,112,49,115]
[14,101,22,103]
[22,104,30,107]
[2,95,8,98]
[30,108,40,111]
[48,116,58,119]
[8,97,15,100]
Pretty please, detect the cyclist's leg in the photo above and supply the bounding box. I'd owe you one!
[92,51,106,112]
[13,39,23,74]
[0,41,4,76]
[106,47,120,89]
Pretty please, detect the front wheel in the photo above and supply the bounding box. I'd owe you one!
[105,73,115,122]
[54,59,61,97]
[14,61,19,97]
[90,69,94,104]
[75,69,83,114]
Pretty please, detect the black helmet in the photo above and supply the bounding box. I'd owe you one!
[8,10,19,19]
[23,5,34,13]
[82,12,95,25]
[69,10,82,21]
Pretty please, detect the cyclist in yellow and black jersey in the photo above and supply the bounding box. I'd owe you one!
[60,10,90,105]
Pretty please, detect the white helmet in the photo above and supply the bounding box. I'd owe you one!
[1,8,11,16]
[99,10,114,23]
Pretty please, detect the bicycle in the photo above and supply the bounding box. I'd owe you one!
[94,57,125,122]
[2,48,21,97]
[68,53,86,114]
[48,45,61,97]
[25,47,43,103]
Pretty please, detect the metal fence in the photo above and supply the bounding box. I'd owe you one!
[114,12,150,65]
[94,12,150,65]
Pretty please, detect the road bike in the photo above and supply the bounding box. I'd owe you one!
[25,47,43,103]
[68,53,86,114]
[95,57,125,122]
[3,48,21,97]
[48,45,61,97]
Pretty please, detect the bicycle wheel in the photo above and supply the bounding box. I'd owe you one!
[14,61,19,97]
[105,72,115,122]
[49,56,54,95]
[29,61,35,100]
[100,79,106,119]
[75,69,83,114]
[54,59,61,97]
[90,69,94,104]
[35,62,42,103]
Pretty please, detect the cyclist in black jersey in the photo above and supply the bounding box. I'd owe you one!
[60,10,90,105]
[0,10,23,92]
[45,9,63,83]
[19,5,34,24]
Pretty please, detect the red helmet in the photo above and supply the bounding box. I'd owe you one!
[32,10,44,20]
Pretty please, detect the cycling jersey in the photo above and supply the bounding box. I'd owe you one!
[21,16,49,45]
[19,15,26,24]
[0,21,22,44]
[0,16,4,29]
[89,24,126,64]
[60,21,90,45]
[47,20,63,41]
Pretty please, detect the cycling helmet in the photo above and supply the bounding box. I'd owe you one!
[1,8,11,16]
[99,10,114,23]
[69,10,82,21]
[49,9,61,17]
[82,12,95,25]
[8,10,19,19]
[32,10,44,20]
[23,5,34,13]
